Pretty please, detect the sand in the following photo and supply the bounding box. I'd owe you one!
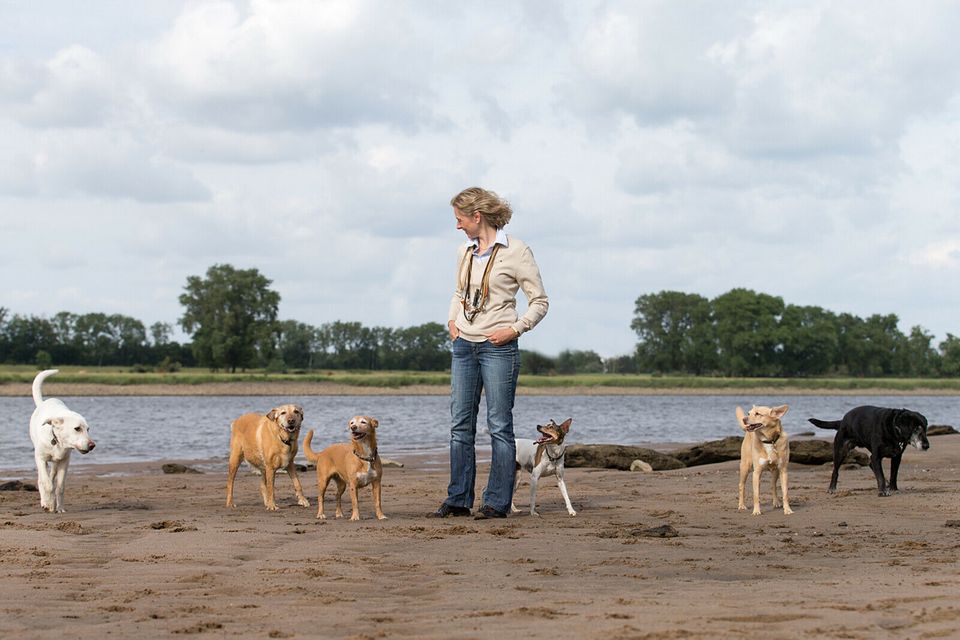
[1,434,958,639]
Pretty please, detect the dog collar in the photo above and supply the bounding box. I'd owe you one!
[354,448,378,463]
[759,433,780,445]
[546,444,566,462]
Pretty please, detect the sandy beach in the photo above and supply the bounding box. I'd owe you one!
[1,433,958,639]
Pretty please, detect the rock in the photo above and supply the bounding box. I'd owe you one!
[945,520,960,528]
[671,437,742,467]
[161,463,201,474]
[928,425,958,436]
[0,480,38,492]
[629,460,653,473]
[789,440,869,466]
[565,444,685,471]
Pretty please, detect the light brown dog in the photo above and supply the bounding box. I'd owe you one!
[225,404,310,511]
[736,404,793,516]
[302,415,385,521]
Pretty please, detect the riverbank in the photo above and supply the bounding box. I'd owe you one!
[2,380,959,397]
[2,435,957,638]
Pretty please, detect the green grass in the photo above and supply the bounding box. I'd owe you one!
[1,365,958,392]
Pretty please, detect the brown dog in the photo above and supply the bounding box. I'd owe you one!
[225,404,310,511]
[302,415,385,521]
[736,404,792,516]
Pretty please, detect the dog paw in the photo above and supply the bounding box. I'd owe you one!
[350,514,360,522]
[376,514,388,520]
[752,509,762,516]
[297,497,310,507]
[265,504,279,511]
[568,510,577,517]
[530,511,541,518]
[783,507,794,515]
[737,505,746,512]
[316,513,326,520]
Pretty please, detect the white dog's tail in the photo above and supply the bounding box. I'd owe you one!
[32,369,59,407]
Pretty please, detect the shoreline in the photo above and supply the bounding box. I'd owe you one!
[1,381,958,397]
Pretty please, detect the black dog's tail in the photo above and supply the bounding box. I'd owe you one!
[809,418,842,430]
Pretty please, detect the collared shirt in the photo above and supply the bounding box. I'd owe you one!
[466,228,509,265]
[448,232,549,342]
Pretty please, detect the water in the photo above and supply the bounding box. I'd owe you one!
[2,394,957,473]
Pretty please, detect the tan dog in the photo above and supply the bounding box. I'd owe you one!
[302,416,385,521]
[225,404,310,511]
[736,404,793,516]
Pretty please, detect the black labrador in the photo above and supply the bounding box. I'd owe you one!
[809,406,929,496]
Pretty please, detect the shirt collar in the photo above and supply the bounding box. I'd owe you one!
[467,229,509,256]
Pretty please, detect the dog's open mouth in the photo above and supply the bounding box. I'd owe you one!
[283,424,298,433]
[351,431,367,441]
[743,421,765,432]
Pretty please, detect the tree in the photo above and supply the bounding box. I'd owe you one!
[179,264,280,372]
[939,334,960,377]
[713,289,784,376]
[631,291,715,374]
[777,305,838,376]
[902,326,939,376]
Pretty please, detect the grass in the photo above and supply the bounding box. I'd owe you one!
[0,365,958,392]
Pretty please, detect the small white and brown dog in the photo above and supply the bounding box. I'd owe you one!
[511,418,576,517]
[736,404,792,516]
[29,369,96,513]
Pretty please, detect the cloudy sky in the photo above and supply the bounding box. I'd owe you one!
[2,1,959,359]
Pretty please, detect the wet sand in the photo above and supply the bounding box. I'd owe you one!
[1,435,958,639]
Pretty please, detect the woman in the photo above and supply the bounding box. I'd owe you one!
[430,187,549,519]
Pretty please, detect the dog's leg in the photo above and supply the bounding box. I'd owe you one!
[510,469,523,513]
[770,469,781,508]
[779,466,793,515]
[286,462,310,507]
[372,478,386,520]
[828,439,852,493]
[556,466,576,516]
[347,481,361,521]
[751,467,763,515]
[889,452,903,492]
[737,458,750,512]
[225,448,243,508]
[528,467,542,517]
[869,453,890,496]
[262,466,279,510]
[52,457,70,513]
[35,454,55,512]
[333,477,347,519]
[315,472,329,519]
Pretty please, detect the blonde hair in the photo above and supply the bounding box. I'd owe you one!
[450,187,513,229]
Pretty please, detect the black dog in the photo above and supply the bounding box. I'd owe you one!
[809,406,929,496]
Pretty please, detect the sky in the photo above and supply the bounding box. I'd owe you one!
[2,1,959,359]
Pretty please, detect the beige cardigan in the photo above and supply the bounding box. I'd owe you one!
[447,235,549,342]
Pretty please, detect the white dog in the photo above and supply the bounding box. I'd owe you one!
[29,369,96,512]
[511,418,576,517]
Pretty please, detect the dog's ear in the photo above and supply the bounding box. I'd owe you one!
[770,405,789,419]
[735,406,746,424]
[369,417,379,429]
[44,418,64,427]
[559,418,572,433]
[294,406,304,417]
[266,409,278,422]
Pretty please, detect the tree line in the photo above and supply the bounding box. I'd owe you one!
[632,288,960,377]
[4,266,957,377]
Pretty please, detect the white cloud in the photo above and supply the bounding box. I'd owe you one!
[3,1,960,358]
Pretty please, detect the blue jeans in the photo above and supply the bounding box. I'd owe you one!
[445,337,520,514]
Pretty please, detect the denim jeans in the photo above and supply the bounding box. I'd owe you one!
[445,337,520,514]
